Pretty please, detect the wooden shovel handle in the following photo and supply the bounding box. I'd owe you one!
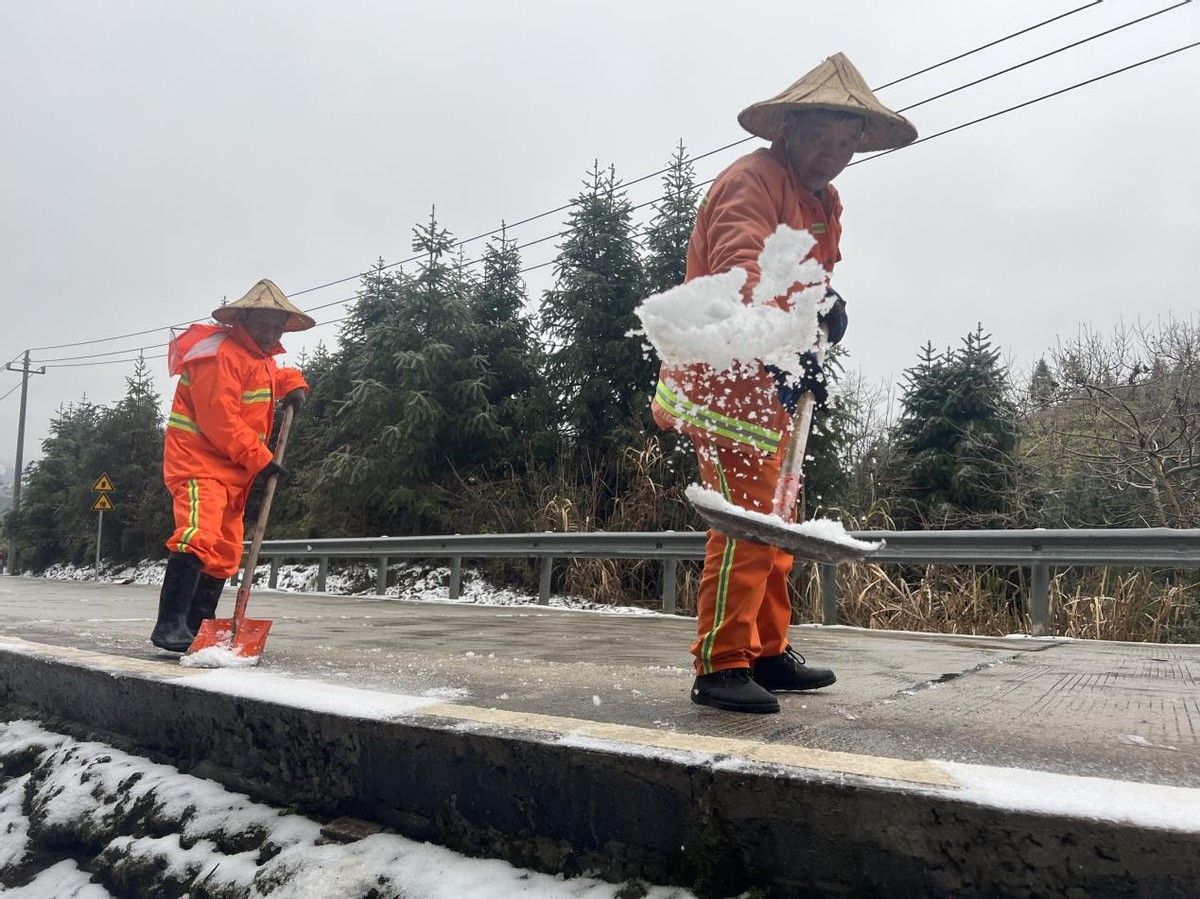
[232,403,295,625]
[770,322,829,522]
[770,392,815,521]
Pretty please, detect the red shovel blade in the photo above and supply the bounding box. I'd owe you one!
[184,616,273,666]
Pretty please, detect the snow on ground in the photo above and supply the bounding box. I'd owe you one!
[932,760,1200,835]
[179,669,446,718]
[0,720,700,899]
[36,558,666,616]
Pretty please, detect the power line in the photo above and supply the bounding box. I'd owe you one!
[307,39,1200,337]
[864,39,1200,160]
[15,1,1116,359]
[45,353,167,370]
[34,342,167,365]
[47,28,1198,372]
[874,0,1104,90]
[896,0,1191,114]
[33,23,1199,376]
[23,320,198,355]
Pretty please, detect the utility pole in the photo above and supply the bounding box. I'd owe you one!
[5,351,45,575]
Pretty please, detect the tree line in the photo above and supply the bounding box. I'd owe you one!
[5,145,1200,622]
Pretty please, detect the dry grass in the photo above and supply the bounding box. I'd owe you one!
[790,563,1199,644]
[453,439,1199,644]
[535,436,697,606]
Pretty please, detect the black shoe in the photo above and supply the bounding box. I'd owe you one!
[753,646,836,692]
[691,668,780,714]
[151,553,203,652]
[187,573,227,632]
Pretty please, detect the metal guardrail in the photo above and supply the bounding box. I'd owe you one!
[242,528,1200,636]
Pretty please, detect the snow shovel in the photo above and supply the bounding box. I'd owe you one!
[184,404,295,665]
[688,358,882,565]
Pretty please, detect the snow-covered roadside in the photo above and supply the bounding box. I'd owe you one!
[34,559,666,617]
[0,720,700,899]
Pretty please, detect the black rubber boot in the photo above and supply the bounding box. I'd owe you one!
[690,668,780,714]
[753,645,837,692]
[187,573,227,632]
[151,552,203,652]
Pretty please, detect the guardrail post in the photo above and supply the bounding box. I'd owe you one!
[661,558,678,614]
[317,557,328,593]
[376,556,388,596]
[269,558,280,589]
[538,557,553,605]
[449,556,462,599]
[1030,562,1050,636]
[820,563,838,625]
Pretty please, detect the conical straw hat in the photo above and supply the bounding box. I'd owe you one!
[738,53,917,152]
[212,279,315,332]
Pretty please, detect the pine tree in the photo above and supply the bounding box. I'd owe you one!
[1028,357,1058,406]
[470,226,545,466]
[4,400,104,569]
[889,327,1019,527]
[86,355,169,561]
[643,141,700,295]
[540,162,651,454]
[637,143,705,497]
[317,210,502,534]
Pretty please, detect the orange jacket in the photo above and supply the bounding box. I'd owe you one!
[652,141,842,453]
[164,322,308,488]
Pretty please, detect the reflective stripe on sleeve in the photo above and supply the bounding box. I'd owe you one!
[167,412,202,435]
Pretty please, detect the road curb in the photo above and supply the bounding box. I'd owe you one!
[1,638,1198,896]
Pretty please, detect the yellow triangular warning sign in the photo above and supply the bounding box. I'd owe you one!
[92,473,115,492]
[92,494,114,512]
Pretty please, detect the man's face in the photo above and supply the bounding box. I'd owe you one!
[781,111,865,192]
[241,309,290,351]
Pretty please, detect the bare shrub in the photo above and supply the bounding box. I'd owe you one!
[791,562,1198,643]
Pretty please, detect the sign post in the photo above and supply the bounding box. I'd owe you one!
[91,475,115,581]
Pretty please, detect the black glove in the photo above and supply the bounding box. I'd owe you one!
[766,352,828,415]
[258,460,290,482]
[819,288,848,346]
[283,387,307,412]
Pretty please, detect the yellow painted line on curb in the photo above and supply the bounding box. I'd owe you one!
[0,637,956,788]
[422,703,958,788]
[0,636,207,678]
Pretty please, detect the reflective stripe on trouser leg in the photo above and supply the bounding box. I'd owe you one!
[166,477,247,579]
[690,436,796,675]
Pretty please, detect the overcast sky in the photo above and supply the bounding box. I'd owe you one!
[2,0,1198,476]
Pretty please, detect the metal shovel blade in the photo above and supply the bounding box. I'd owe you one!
[185,616,273,665]
[690,493,883,565]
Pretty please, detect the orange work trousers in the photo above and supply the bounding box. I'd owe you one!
[165,477,249,579]
[690,435,795,675]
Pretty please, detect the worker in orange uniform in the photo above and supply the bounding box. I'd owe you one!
[652,54,917,712]
[150,279,314,652]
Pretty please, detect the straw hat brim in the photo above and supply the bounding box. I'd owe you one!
[738,101,917,152]
[212,306,317,332]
